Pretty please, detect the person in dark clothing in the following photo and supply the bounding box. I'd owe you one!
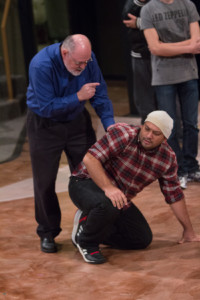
[122,0,157,123]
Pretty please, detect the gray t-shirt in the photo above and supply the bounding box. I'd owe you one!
[141,0,200,85]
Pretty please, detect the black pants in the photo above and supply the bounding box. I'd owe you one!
[131,57,157,123]
[69,177,153,249]
[27,109,96,238]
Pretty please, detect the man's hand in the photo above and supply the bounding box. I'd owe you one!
[178,230,200,244]
[104,185,128,210]
[77,82,100,101]
[123,13,137,29]
[107,123,130,131]
[170,199,200,245]
[107,124,115,131]
[83,153,127,210]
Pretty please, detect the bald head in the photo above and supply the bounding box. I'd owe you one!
[61,34,92,76]
[62,34,92,54]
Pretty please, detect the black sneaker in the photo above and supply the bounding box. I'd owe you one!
[71,209,87,247]
[77,244,106,264]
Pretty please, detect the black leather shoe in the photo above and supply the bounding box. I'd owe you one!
[41,237,57,253]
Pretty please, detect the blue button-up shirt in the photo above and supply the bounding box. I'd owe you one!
[26,42,115,130]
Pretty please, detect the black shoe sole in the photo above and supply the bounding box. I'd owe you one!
[41,246,57,253]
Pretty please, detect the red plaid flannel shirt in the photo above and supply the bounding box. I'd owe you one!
[72,123,184,204]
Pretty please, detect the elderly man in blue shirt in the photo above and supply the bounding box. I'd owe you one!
[26,34,115,253]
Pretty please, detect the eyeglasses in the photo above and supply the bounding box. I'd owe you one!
[68,52,93,66]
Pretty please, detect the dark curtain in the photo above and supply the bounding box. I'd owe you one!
[17,0,37,80]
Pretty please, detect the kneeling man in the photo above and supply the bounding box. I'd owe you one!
[69,111,200,264]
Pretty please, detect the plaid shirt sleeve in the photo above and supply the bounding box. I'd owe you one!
[158,152,184,204]
[88,123,132,162]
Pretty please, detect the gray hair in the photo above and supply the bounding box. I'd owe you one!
[62,35,76,52]
[62,34,92,53]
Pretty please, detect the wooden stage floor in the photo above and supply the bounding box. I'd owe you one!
[0,81,200,300]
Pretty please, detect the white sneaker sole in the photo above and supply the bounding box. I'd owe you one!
[77,244,93,263]
[180,185,187,189]
[77,244,105,264]
[71,209,83,246]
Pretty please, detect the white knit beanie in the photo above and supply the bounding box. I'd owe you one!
[144,110,173,139]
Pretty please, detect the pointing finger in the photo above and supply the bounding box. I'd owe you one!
[88,82,100,87]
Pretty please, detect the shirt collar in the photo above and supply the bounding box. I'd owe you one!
[54,42,66,71]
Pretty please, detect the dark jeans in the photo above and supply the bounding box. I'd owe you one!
[155,79,199,175]
[27,109,96,239]
[69,177,153,249]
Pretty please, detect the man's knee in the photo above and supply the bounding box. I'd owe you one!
[99,199,120,222]
[127,227,153,250]
[139,230,153,249]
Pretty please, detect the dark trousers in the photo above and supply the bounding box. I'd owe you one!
[27,109,96,238]
[69,177,153,249]
[132,57,157,123]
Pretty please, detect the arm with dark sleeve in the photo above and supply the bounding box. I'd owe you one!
[122,0,141,19]
[122,0,146,29]
[88,54,115,130]
[27,64,81,118]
